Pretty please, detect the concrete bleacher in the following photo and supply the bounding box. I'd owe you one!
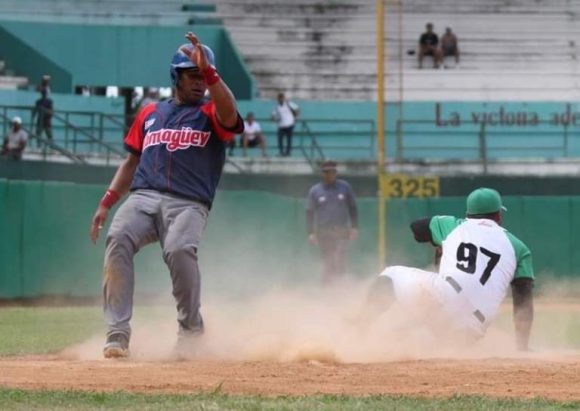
[213,0,580,101]
[2,0,580,167]
[0,0,220,95]
[0,0,220,26]
[0,60,28,90]
[0,76,27,90]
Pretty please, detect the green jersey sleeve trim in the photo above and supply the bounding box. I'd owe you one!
[429,216,463,246]
[506,231,534,280]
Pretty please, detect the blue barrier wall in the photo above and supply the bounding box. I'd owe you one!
[3,89,580,161]
[236,100,580,161]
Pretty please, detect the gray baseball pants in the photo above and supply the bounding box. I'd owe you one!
[103,189,208,339]
[317,227,349,285]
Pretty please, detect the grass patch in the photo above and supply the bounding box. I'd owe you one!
[1,302,580,356]
[0,389,579,411]
[1,305,579,409]
[0,307,103,356]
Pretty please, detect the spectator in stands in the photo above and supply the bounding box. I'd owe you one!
[441,27,460,68]
[32,89,54,143]
[306,160,358,285]
[36,74,51,96]
[241,112,267,157]
[1,116,28,160]
[418,23,442,69]
[138,88,160,112]
[271,92,299,157]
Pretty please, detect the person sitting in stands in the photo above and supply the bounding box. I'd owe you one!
[240,112,267,157]
[441,27,460,68]
[418,23,442,69]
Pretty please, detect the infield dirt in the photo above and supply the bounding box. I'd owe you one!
[1,284,579,400]
[1,355,579,400]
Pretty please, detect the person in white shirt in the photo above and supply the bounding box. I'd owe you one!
[36,74,51,97]
[241,112,267,157]
[271,92,299,157]
[1,116,28,160]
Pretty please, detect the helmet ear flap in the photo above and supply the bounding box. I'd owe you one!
[170,67,178,87]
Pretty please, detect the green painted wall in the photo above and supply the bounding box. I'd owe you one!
[0,90,124,133]
[0,21,255,98]
[0,179,577,299]
[3,161,580,199]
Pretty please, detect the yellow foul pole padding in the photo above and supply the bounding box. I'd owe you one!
[376,0,386,270]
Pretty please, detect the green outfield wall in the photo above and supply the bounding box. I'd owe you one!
[2,161,580,198]
[0,179,577,299]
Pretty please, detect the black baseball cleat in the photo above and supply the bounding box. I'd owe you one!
[103,332,130,359]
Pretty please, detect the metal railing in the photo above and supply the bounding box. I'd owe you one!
[294,119,376,163]
[1,103,377,170]
[296,120,325,169]
[0,108,87,164]
[0,104,126,165]
[395,119,578,172]
[232,117,376,171]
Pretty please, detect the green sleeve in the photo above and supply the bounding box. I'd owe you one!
[506,232,534,279]
[429,216,463,246]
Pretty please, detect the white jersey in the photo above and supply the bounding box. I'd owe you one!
[381,216,533,337]
[431,216,533,333]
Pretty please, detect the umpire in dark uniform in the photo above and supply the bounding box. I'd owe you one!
[306,160,358,284]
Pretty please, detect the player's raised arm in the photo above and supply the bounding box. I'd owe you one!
[183,32,239,129]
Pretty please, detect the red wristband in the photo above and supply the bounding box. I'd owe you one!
[202,66,220,86]
[99,189,120,209]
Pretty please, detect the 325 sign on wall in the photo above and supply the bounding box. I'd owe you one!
[379,174,440,198]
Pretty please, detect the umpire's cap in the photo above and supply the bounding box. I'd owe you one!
[170,43,215,86]
[466,188,507,215]
[321,160,338,172]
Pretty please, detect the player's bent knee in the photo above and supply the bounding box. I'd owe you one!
[105,230,136,253]
[163,245,198,264]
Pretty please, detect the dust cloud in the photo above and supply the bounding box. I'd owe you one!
[61,272,580,363]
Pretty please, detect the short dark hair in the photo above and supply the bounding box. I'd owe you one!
[320,160,337,171]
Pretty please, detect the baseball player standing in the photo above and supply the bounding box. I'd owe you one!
[89,32,243,358]
[361,188,534,350]
[306,160,358,285]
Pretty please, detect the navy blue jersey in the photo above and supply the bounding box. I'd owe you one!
[306,179,358,232]
[125,99,242,207]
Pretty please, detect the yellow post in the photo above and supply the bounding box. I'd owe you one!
[376,0,386,270]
